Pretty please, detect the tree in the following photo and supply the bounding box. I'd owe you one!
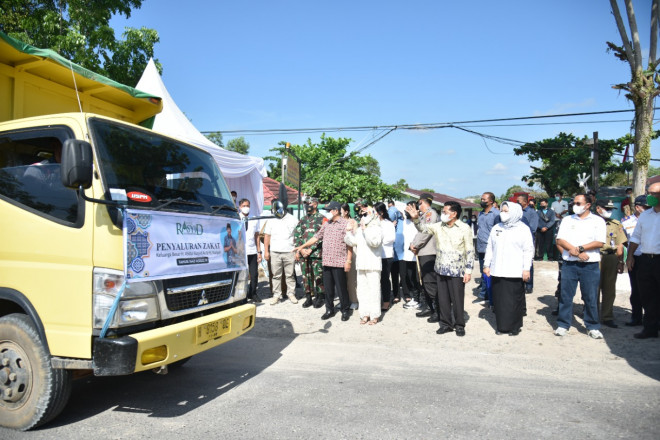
[608,0,660,196]
[0,1,161,86]
[513,132,632,196]
[419,188,435,194]
[225,137,250,155]
[264,134,398,202]
[205,131,224,148]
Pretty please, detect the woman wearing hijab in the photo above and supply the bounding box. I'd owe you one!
[483,201,534,335]
[345,202,383,324]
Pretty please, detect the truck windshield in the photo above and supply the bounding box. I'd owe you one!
[89,118,235,215]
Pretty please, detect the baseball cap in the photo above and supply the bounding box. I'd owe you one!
[323,201,342,211]
[634,195,649,206]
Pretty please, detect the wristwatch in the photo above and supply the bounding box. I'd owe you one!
[578,246,585,253]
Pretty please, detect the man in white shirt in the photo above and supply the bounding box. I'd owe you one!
[264,200,299,305]
[621,195,649,326]
[239,199,262,303]
[626,182,660,339]
[551,191,569,219]
[555,194,606,339]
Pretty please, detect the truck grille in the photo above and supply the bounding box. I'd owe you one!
[162,272,235,312]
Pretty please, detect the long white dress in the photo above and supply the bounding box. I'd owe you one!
[345,216,383,320]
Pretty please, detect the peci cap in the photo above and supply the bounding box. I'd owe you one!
[323,201,342,211]
[596,199,617,210]
[634,195,649,206]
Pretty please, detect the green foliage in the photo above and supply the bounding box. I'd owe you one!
[225,137,250,155]
[264,134,398,203]
[419,188,435,193]
[205,131,224,148]
[648,164,660,177]
[0,0,161,86]
[513,132,633,196]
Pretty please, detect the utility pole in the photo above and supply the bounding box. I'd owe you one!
[592,131,599,192]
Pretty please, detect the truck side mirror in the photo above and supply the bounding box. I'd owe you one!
[61,139,93,189]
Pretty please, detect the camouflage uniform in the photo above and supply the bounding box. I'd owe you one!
[294,212,325,301]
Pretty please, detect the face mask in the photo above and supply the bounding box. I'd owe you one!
[600,209,612,219]
[306,205,316,215]
[471,217,476,222]
[233,197,237,204]
[240,207,250,215]
[462,218,468,223]
[480,201,488,208]
[440,213,451,223]
[647,194,659,207]
[499,211,510,222]
[323,211,333,220]
[573,205,586,216]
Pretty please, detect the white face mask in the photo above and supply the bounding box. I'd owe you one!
[240,207,250,215]
[440,213,451,223]
[600,209,612,219]
[323,211,333,220]
[499,211,510,223]
[573,205,586,216]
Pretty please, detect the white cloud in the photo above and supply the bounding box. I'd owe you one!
[485,163,508,175]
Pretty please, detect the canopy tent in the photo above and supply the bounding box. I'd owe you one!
[136,59,267,214]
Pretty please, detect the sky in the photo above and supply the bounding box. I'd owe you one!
[111,0,659,199]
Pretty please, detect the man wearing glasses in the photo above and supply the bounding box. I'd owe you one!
[554,194,606,339]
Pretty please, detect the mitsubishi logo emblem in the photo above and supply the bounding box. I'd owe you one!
[198,290,209,306]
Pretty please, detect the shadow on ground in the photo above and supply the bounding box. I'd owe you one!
[41,317,296,430]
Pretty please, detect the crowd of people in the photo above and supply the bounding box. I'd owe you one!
[237,182,660,340]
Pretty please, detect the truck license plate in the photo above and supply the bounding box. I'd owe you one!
[196,317,231,344]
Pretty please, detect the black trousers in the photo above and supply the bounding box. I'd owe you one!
[323,266,349,313]
[380,258,393,304]
[247,253,258,299]
[636,254,660,332]
[390,260,404,301]
[628,255,642,322]
[418,255,438,309]
[537,227,555,259]
[436,274,465,329]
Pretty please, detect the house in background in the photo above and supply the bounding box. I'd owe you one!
[399,188,480,218]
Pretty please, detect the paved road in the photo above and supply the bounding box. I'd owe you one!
[4,262,660,439]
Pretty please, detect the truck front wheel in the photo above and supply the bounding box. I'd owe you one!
[0,314,72,431]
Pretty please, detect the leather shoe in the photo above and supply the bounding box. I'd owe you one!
[633,329,659,339]
[436,326,453,335]
[625,319,642,327]
[302,295,313,308]
[321,310,336,320]
[455,327,466,337]
[313,295,324,308]
[416,309,432,318]
[603,320,618,328]
[341,310,351,321]
[427,315,439,323]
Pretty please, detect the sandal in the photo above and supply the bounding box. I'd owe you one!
[393,298,401,304]
[360,317,369,325]
[381,302,390,311]
[368,318,379,325]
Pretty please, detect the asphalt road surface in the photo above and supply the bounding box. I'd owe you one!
[4,262,659,439]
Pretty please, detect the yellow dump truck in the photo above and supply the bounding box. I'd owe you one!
[0,32,255,430]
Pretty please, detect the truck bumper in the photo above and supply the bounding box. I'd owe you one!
[93,304,255,376]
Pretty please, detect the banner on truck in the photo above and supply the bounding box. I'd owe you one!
[123,209,246,282]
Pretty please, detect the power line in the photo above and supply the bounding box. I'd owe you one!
[203,108,651,135]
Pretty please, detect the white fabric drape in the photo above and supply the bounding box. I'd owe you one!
[136,59,267,214]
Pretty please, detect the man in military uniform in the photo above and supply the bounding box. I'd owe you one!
[596,199,627,328]
[294,197,326,308]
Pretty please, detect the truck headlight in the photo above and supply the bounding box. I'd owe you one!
[233,269,248,299]
[93,268,160,329]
